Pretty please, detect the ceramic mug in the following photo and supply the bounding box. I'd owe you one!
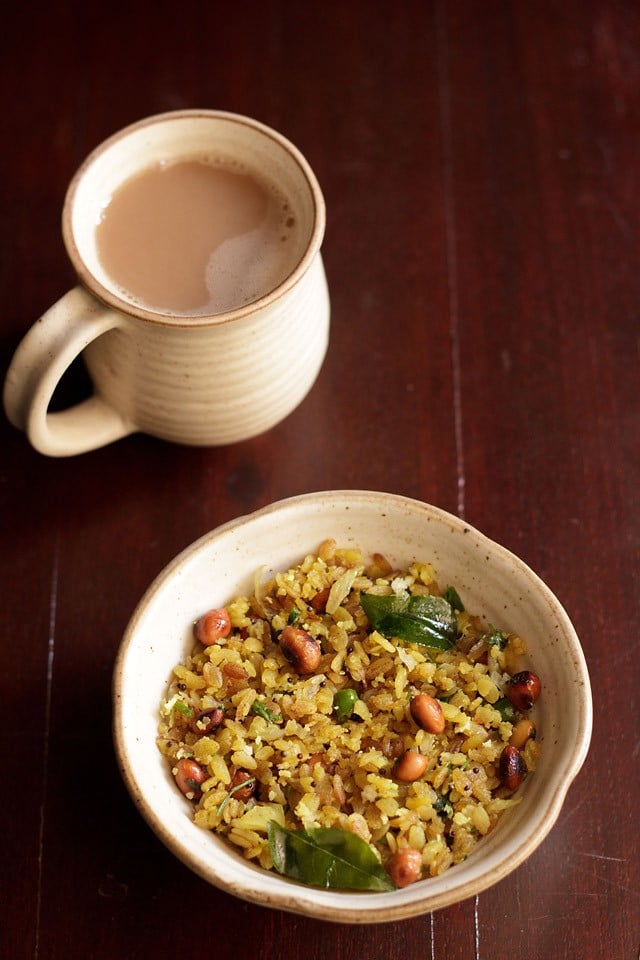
[3,110,329,456]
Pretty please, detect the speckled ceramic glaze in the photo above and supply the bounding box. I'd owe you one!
[113,491,592,923]
[3,111,329,456]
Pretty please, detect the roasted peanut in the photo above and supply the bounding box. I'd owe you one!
[410,693,445,734]
[189,707,224,735]
[174,758,207,799]
[506,671,541,711]
[310,587,331,613]
[386,848,423,887]
[499,744,527,791]
[509,718,536,749]
[395,750,429,782]
[229,769,257,801]
[194,607,231,645]
[279,625,322,674]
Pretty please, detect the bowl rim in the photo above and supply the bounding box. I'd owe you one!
[113,489,593,922]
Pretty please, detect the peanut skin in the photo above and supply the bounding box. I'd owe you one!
[279,626,322,674]
[499,744,527,791]
[395,750,428,782]
[410,693,445,734]
[387,848,422,887]
[174,758,207,799]
[194,608,231,645]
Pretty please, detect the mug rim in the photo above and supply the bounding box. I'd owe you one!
[61,109,326,328]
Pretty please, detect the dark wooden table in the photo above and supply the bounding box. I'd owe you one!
[2,2,638,958]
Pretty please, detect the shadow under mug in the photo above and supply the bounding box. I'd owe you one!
[3,110,330,457]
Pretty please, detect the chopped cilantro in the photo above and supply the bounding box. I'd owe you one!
[250,700,282,724]
[216,777,257,816]
[484,625,509,649]
[174,700,193,717]
[494,697,517,722]
[434,794,454,819]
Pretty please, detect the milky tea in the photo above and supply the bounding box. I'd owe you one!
[95,158,302,316]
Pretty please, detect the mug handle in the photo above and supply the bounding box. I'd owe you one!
[3,286,134,456]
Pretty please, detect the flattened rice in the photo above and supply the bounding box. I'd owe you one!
[157,541,541,890]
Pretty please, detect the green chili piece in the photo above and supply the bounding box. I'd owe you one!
[333,688,358,721]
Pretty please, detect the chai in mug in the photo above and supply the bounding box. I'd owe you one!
[96,158,304,316]
[3,110,329,456]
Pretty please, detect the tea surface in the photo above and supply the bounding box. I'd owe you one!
[96,159,300,315]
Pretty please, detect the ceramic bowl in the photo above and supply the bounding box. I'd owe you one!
[113,490,592,923]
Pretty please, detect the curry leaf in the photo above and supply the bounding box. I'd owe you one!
[442,585,464,613]
[360,592,457,649]
[267,822,395,891]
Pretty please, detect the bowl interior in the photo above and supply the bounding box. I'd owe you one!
[113,490,592,922]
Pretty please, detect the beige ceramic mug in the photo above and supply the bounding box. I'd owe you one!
[3,110,329,456]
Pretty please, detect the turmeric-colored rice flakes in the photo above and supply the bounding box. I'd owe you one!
[157,542,540,890]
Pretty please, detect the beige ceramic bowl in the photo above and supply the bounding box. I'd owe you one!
[113,490,592,923]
